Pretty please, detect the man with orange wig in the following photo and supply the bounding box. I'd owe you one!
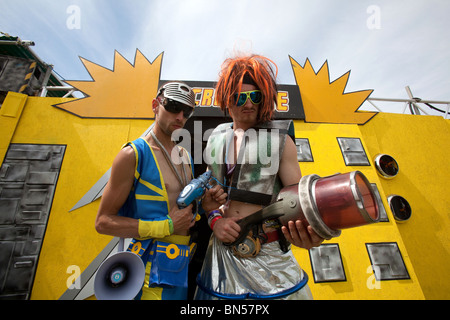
[195,55,323,300]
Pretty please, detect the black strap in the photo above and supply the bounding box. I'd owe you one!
[228,188,272,206]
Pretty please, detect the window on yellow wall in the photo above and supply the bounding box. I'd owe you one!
[295,138,313,162]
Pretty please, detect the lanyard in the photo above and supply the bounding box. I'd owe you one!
[150,130,188,188]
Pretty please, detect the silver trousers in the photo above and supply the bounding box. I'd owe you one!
[194,236,313,300]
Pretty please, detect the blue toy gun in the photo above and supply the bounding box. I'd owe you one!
[177,171,213,219]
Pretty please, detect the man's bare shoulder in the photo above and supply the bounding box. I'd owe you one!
[112,145,136,171]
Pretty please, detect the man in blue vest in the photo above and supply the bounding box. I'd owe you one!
[95,81,226,300]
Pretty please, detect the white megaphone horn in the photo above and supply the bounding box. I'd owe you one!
[94,238,145,300]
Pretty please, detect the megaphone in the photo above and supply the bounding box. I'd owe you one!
[276,171,380,239]
[94,239,145,300]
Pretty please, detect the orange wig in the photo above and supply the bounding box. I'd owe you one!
[215,55,278,124]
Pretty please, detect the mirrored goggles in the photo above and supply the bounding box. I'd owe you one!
[233,90,262,107]
[158,97,194,119]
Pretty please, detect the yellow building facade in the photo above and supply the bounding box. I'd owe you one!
[0,52,448,300]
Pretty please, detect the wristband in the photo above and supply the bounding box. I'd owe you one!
[207,209,221,218]
[138,217,172,239]
[209,216,223,230]
[207,210,223,230]
[167,216,174,234]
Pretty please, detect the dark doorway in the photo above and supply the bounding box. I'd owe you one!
[184,115,231,300]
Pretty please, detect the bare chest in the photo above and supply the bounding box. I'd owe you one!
[152,148,191,204]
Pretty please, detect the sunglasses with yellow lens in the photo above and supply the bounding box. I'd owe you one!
[233,90,262,107]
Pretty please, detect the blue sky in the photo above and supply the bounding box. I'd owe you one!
[1,0,449,116]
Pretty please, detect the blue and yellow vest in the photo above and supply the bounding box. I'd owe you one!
[118,137,194,242]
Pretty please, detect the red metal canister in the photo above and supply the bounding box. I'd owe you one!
[275,171,379,239]
[313,171,379,230]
